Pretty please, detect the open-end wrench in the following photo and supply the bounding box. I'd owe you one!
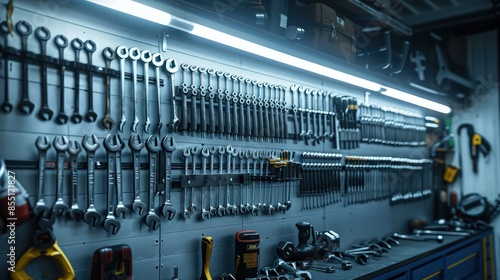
[251,81,259,141]
[189,65,199,136]
[152,53,163,132]
[116,45,129,132]
[161,135,177,220]
[54,35,69,124]
[181,148,191,219]
[33,136,51,216]
[190,146,199,213]
[246,150,257,215]
[272,85,280,142]
[0,22,12,113]
[254,150,263,214]
[217,146,226,216]
[71,38,84,123]
[244,79,252,141]
[200,147,211,220]
[235,76,243,141]
[128,133,146,216]
[112,136,127,218]
[199,67,207,138]
[35,26,53,121]
[231,149,240,215]
[145,135,162,230]
[266,151,276,215]
[207,69,216,138]
[82,134,102,227]
[238,150,247,214]
[224,73,233,140]
[68,140,84,221]
[141,50,152,133]
[15,21,35,115]
[84,40,97,122]
[103,134,122,234]
[305,88,313,142]
[257,83,265,142]
[216,71,225,138]
[53,136,70,216]
[165,58,180,133]
[101,47,115,130]
[129,47,140,132]
[311,90,318,144]
[225,145,236,215]
[208,146,218,217]
[297,86,306,141]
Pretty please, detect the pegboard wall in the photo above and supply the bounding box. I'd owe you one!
[0,1,436,279]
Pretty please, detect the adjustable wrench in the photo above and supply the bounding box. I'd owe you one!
[101,47,115,130]
[208,146,218,217]
[217,146,226,216]
[141,50,152,133]
[53,136,70,216]
[225,146,236,215]
[207,69,216,138]
[129,47,141,132]
[189,65,199,136]
[145,135,162,230]
[68,140,84,221]
[152,53,163,132]
[0,22,12,113]
[116,45,129,132]
[165,58,180,133]
[35,26,53,121]
[82,134,102,227]
[102,134,122,235]
[33,136,51,216]
[200,147,211,220]
[181,148,191,219]
[129,133,146,216]
[54,35,69,124]
[84,40,98,122]
[190,146,199,213]
[161,135,177,220]
[15,20,35,115]
[71,38,84,123]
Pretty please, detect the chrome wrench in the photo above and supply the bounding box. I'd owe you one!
[129,133,146,216]
[152,53,163,132]
[208,146,218,217]
[101,47,115,130]
[165,58,180,133]
[181,148,191,219]
[161,135,177,220]
[68,140,84,221]
[129,47,141,132]
[145,135,162,230]
[116,45,129,132]
[141,50,152,133]
[217,146,226,216]
[53,136,69,216]
[33,136,51,216]
[200,147,210,220]
[103,134,122,235]
[190,146,199,213]
[82,134,102,227]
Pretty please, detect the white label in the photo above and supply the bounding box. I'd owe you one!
[280,14,287,29]
[337,16,345,27]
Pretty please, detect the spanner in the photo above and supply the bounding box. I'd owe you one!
[145,135,162,230]
[182,148,191,219]
[251,150,260,215]
[33,136,51,216]
[35,26,53,121]
[103,134,123,235]
[53,136,69,216]
[129,47,140,132]
[71,38,84,123]
[189,65,199,136]
[15,20,35,115]
[231,148,240,215]
[161,135,177,220]
[116,45,129,132]
[84,40,98,122]
[225,145,236,215]
[165,58,180,132]
[101,47,115,130]
[200,147,211,220]
[216,71,225,138]
[152,53,163,132]
[208,146,218,217]
[207,69,216,138]
[82,134,102,227]
[190,146,199,213]
[106,135,128,218]
[129,133,146,216]
[217,146,226,216]
[0,22,12,113]
[68,140,84,221]
[141,50,152,133]
[54,34,69,124]
[238,150,247,215]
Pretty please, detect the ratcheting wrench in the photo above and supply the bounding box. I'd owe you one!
[53,136,70,216]
[152,53,163,132]
[101,47,115,130]
[103,134,124,235]
[82,134,102,227]
[145,135,162,230]
[141,50,152,133]
[165,58,180,132]
[33,136,51,216]
[129,47,141,132]
[161,135,177,220]
[116,46,129,132]
[68,141,84,221]
[129,133,146,216]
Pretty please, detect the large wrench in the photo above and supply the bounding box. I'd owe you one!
[82,134,102,227]
[129,47,140,132]
[190,146,199,213]
[217,146,226,216]
[71,38,84,123]
[15,21,35,115]
[225,145,236,215]
[84,40,98,122]
[141,50,152,133]
[33,136,51,216]
[53,136,69,216]
[165,58,180,132]
[208,146,218,217]
[189,65,199,136]
[161,135,177,220]
[207,69,216,138]
[35,26,53,121]
[152,53,163,132]
[103,134,123,235]
[54,35,69,124]
[145,135,162,230]
[200,147,210,221]
[182,148,191,219]
[101,47,115,130]
[108,135,128,218]
[129,133,146,216]
[0,22,12,113]
[68,140,84,221]
[116,45,129,132]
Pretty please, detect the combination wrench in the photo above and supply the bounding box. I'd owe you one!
[35,26,53,121]
[180,64,189,134]
[200,147,211,220]
[216,71,225,138]
[208,146,218,217]
[101,47,115,130]
[207,69,216,138]
[165,58,180,132]
[181,148,191,219]
[129,47,140,132]
[82,134,102,227]
[161,135,177,220]
[141,50,152,133]
[103,134,123,235]
[116,45,129,132]
[238,150,247,214]
[152,53,163,132]
[68,140,84,221]
[190,146,199,213]
[84,40,98,122]
[110,135,128,218]
[225,145,236,215]
[145,135,162,230]
[199,67,207,138]
[129,133,146,216]
[33,136,51,216]
[54,35,69,124]
[189,65,199,136]
[217,146,226,216]
[15,20,35,115]
[0,22,12,113]
[53,136,69,216]
[71,38,84,123]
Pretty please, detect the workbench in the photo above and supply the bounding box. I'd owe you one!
[309,228,496,280]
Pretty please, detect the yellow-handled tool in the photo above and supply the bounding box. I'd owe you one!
[199,236,213,280]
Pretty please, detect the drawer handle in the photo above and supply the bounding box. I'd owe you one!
[447,252,478,269]
[423,270,441,280]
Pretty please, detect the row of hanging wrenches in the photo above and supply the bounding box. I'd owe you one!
[358,103,426,146]
[175,63,289,143]
[289,85,360,149]
[300,152,343,210]
[178,146,300,220]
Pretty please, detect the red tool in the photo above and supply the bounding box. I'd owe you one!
[91,244,132,280]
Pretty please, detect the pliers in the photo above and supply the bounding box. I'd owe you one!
[11,210,75,280]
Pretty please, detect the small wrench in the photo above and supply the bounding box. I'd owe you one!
[68,140,84,221]
[129,47,140,132]
[116,45,129,132]
[53,136,70,216]
[33,136,51,216]
[129,133,146,216]
[145,135,162,230]
[141,50,152,133]
[82,134,102,227]
[0,22,12,113]
[101,47,115,129]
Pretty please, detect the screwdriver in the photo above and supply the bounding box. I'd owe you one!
[199,236,213,280]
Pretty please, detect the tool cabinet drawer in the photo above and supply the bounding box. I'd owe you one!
[388,272,408,280]
[445,241,481,280]
[411,258,444,280]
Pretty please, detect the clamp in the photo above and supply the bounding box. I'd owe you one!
[11,210,74,280]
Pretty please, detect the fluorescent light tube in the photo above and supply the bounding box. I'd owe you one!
[382,87,451,114]
[87,0,172,26]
